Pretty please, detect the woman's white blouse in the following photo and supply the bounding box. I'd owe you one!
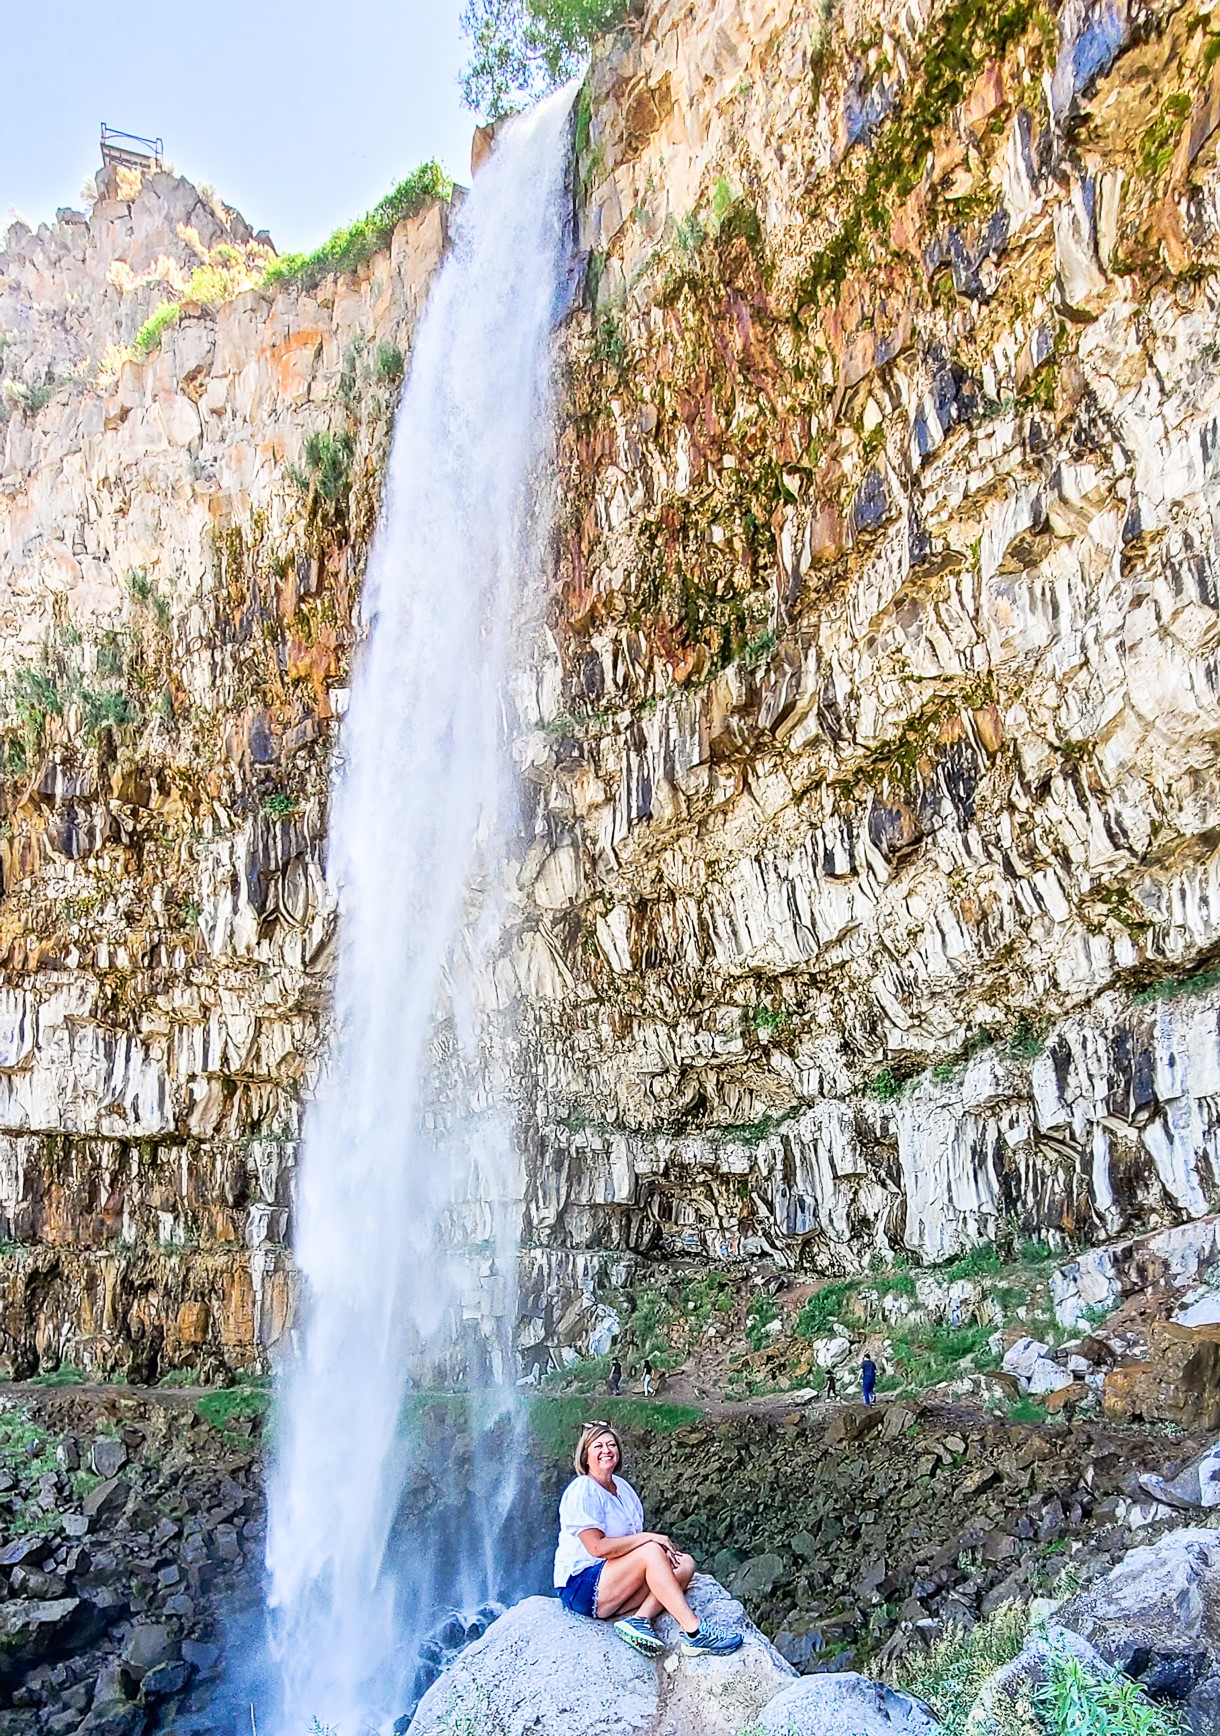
[553,1474,646,1587]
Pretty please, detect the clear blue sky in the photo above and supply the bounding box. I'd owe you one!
[1,2,477,253]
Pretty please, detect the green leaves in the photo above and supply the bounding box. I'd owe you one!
[460,0,628,117]
[261,163,453,294]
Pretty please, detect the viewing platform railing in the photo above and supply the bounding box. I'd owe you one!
[100,125,164,174]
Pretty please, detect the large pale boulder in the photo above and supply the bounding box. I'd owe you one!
[1139,1436,1220,1512]
[756,1674,942,1736]
[1055,1528,1220,1707]
[408,1577,794,1736]
[965,1627,1113,1733]
[654,1579,797,1736]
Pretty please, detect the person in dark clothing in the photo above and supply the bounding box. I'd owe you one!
[608,1358,622,1396]
[824,1366,838,1401]
[642,1360,655,1398]
[862,1356,877,1406]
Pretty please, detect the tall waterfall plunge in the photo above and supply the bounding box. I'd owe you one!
[264,89,576,1736]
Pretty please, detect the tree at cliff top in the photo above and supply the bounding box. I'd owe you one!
[460,0,627,115]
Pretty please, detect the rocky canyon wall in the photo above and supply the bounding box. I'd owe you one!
[0,166,449,1374]
[513,0,1220,1351]
[7,0,1220,1374]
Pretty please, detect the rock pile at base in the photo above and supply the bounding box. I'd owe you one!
[0,1392,261,1736]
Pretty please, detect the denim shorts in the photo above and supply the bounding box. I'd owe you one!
[559,1562,603,1618]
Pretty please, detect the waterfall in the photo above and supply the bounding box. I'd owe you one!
[264,86,576,1736]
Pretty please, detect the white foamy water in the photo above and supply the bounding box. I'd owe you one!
[264,87,575,1735]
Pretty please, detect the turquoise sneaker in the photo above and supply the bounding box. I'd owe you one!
[681,1622,743,1657]
[614,1616,664,1657]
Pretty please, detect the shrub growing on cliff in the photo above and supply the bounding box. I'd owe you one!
[460,0,629,116]
[134,300,181,358]
[1036,1648,1183,1736]
[262,163,454,294]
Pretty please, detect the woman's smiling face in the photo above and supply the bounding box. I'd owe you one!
[588,1430,619,1478]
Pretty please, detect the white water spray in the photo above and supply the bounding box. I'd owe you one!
[265,89,575,1735]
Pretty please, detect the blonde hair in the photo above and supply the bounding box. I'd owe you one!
[574,1421,625,1477]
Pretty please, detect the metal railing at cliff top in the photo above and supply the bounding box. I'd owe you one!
[100,124,164,174]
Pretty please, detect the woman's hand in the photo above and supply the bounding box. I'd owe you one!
[639,1532,683,1566]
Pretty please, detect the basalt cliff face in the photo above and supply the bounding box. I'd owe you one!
[0,166,447,1374]
[514,0,1220,1352]
[5,0,1220,1374]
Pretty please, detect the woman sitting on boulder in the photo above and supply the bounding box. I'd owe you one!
[554,1421,742,1658]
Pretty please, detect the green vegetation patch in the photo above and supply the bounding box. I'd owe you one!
[194,1383,271,1432]
[897,1601,1183,1736]
[524,1393,700,1463]
[894,1601,1030,1732]
[28,1365,86,1388]
[796,0,1056,302]
[1133,960,1220,1007]
[263,163,453,294]
[1139,92,1192,179]
[134,301,182,358]
[461,0,628,116]
[0,626,145,777]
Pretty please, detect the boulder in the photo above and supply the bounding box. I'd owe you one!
[1102,1323,1220,1430]
[967,1626,1113,1728]
[90,1437,127,1479]
[826,1405,883,1445]
[1138,1437,1220,1512]
[76,1702,145,1736]
[1001,1337,1051,1384]
[655,1580,797,1736]
[1055,1528,1220,1707]
[756,1674,942,1736]
[1176,1291,1220,1330]
[142,1657,189,1697]
[121,1621,177,1676]
[83,1476,130,1520]
[730,1554,785,1598]
[1027,1359,1074,1397]
[408,1577,794,1736]
[0,1597,108,1680]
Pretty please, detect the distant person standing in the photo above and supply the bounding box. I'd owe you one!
[608,1358,622,1396]
[824,1366,838,1401]
[862,1355,877,1406]
[642,1360,654,1398]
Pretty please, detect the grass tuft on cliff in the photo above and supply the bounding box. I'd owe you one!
[194,1382,270,1433]
[262,163,454,294]
[895,1604,1184,1736]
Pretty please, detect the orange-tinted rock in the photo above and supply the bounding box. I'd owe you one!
[1102,1323,1220,1431]
[177,1301,211,1347]
[1045,1381,1087,1414]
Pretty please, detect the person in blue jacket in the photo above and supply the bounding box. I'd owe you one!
[862,1355,877,1405]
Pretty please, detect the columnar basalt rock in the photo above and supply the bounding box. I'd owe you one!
[9,0,1220,1370]
[0,170,451,1373]
[507,0,1220,1345]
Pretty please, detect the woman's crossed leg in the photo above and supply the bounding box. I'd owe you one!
[596,1544,697,1628]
